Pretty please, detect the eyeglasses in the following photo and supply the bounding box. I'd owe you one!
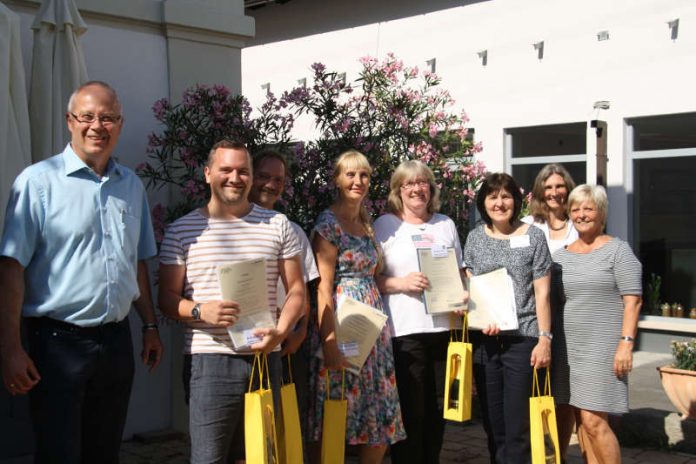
[69,112,122,127]
[401,180,429,191]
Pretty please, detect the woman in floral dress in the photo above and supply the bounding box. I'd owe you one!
[308,150,405,464]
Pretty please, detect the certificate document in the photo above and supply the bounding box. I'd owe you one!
[335,297,388,375]
[416,246,466,314]
[218,258,275,350]
[467,268,519,330]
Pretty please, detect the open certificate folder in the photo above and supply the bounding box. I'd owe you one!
[467,268,519,330]
[218,258,276,350]
[417,245,467,314]
[335,297,388,375]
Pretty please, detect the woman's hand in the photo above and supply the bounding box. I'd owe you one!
[530,337,551,368]
[613,340,634,378]
[400,272,430,293]
[322,339,348,370]
[482,323,500,336]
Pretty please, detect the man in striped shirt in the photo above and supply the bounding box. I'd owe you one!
[158,139,305,463]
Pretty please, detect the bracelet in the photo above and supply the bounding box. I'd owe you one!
[538,330,553,340]
[142,323,159,333]
[620,335,635,342]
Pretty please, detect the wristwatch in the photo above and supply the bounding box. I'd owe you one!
[539,330,553,340]
[191,303,202,321]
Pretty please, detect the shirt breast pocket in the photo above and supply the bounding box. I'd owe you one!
[119,213,140,254]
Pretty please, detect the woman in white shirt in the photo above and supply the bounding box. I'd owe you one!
[522,163,578,459]
[375,160,466,464]
[522,163,578,254]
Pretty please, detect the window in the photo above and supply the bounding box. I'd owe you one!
[505,122,587,193]
[629,112,696,313]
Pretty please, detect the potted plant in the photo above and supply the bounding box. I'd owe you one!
[657,339,696,420]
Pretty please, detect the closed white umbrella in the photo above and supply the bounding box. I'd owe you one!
[29,0,88,162]
[0,4,32,227]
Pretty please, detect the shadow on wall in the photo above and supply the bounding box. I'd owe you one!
[246,0,492,46]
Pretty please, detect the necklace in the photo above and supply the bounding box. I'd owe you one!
[548,220,567,231]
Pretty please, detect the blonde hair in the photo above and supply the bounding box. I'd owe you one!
[529,163,576,223]
[333,150,382,269]
[387,160,441,215]
[567,184,608,228]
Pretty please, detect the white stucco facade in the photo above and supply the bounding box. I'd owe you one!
[242,0,696,239]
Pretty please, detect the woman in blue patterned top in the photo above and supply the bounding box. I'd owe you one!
[464,173,553,464]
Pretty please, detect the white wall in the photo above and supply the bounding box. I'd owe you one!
[242,0,696,239]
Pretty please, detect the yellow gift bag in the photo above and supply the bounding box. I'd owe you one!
[277,355,304,464]
[321,369,347,464]
[443,313,473,422]
[529,368,560,464]
[245,353,280,464]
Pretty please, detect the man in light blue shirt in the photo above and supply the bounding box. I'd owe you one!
[0,81,163,463]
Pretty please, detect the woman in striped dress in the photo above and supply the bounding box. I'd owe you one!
[552,185,642,464]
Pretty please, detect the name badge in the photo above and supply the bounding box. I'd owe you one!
[510,235,530,249]
[431,243,449,258]
[339,341,360,357]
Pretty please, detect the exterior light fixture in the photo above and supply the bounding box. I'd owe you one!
[667,19,679,40]
[597,30,609,41]
[593,100,610,110]
[297,78,306,87]
[426,58,437,73]
[477,50,488,66]
[533,41,544,60]
[261,83,270,95]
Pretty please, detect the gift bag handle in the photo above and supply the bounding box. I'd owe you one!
[282,354,294,386]
[532,367,552,397]
[325,368,345,401]
[449,312,469,343]
[248,352,272,392]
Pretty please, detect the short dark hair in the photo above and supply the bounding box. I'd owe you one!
[252,149,288,177]
[207,139,250,167]
[475,172,523,226]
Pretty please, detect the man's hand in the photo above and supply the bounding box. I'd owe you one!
[250,327,284,354]
[1,345,40,395]
[200,301,240,327]
[141,330,164,372]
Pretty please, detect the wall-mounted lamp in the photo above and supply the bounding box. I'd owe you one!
[426,58,437,73]
[477,50,488,66]
[667,19,679,40]
[597,30,610,41]
[533,41,544,60]
[261,83,271,95]
[297,78,306,87]
[337,72,346,85]
[593,100,610,110]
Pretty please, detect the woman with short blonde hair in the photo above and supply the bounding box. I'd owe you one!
[552,184,642,464]
[376,159,465,463]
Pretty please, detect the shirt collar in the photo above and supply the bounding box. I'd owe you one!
[62,144,122,178]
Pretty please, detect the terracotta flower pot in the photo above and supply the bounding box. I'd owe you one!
[657,366,696,420]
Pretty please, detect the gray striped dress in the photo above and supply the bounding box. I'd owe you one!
[551,238,642,414]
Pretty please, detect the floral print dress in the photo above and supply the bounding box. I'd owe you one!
[306,209,406,445]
